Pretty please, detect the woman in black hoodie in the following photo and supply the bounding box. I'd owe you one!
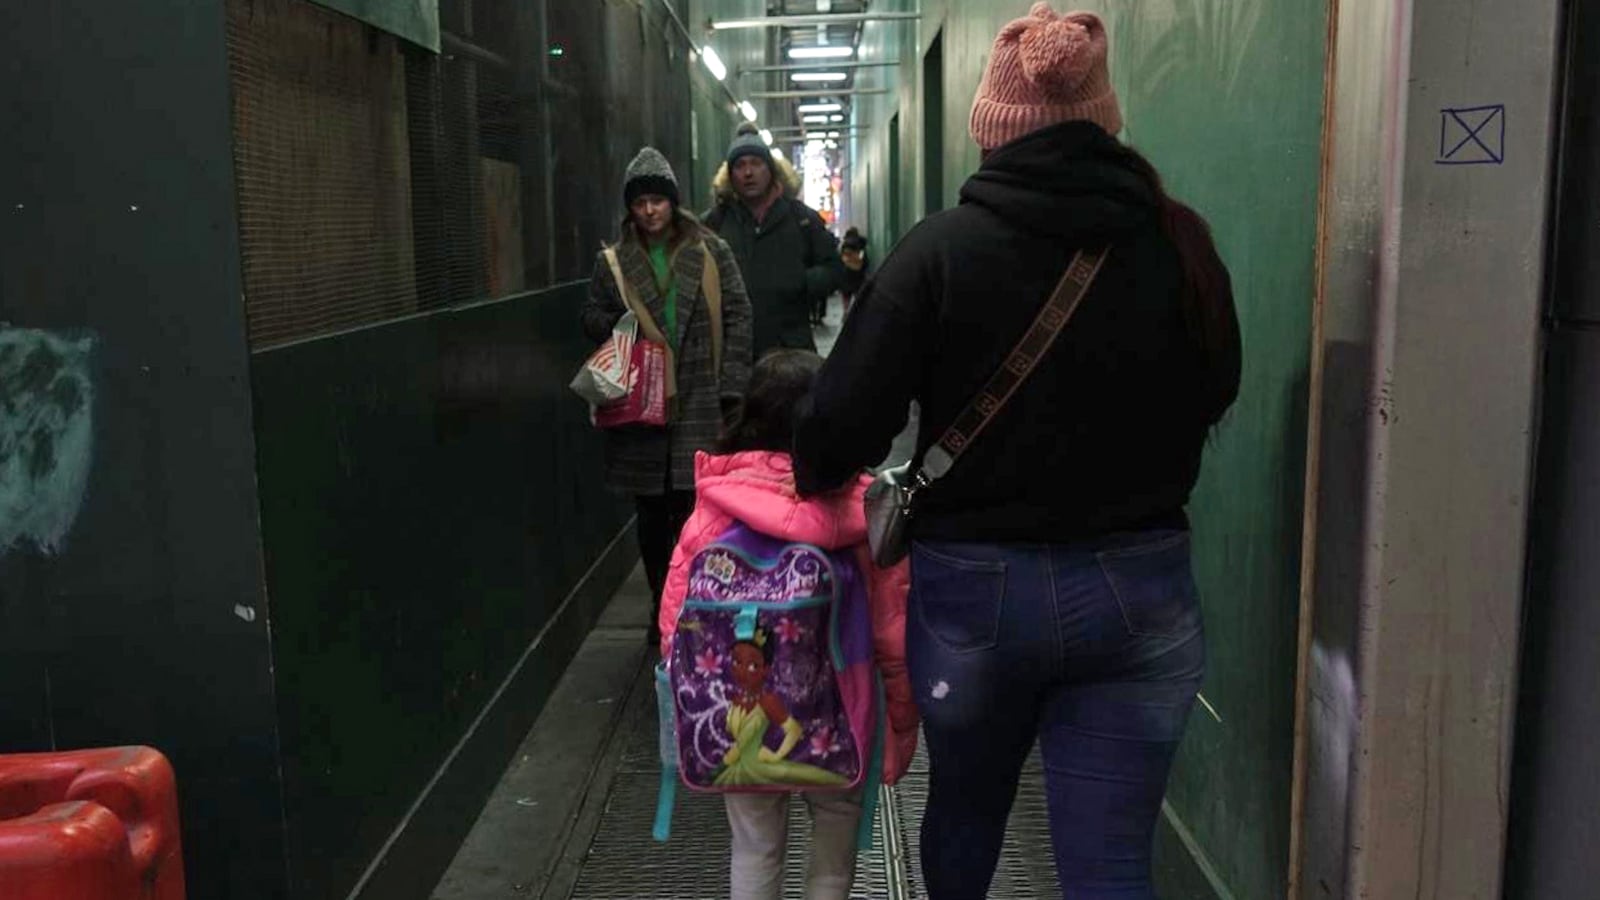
[794,6,1241,898]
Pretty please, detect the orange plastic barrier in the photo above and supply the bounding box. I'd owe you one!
[0,746,185,900]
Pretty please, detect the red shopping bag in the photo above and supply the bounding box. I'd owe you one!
[593,337,669,428]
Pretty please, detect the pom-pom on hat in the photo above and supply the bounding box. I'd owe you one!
[726,122,774,169]
[969,3,1123,150]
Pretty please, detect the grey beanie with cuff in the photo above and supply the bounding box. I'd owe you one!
[623,146,681,208]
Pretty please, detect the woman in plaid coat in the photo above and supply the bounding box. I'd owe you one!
[581,147,753,646]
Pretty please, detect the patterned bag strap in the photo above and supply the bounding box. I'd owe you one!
[918,245,1112,483]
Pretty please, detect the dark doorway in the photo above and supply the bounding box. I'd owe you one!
[888,111,902,243]
[923,30,945,216]
[865,160,874,246]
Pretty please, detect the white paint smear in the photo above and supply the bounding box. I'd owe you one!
[0,329,95,556]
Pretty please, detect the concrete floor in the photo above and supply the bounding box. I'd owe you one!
[430,567,655,900]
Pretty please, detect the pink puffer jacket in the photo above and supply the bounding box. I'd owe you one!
[659,451,918,784]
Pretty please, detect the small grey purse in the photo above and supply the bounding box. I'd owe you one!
[864,245,1112,567]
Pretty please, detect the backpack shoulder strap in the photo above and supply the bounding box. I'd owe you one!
[653,663,678,842]
[701,242,724,377]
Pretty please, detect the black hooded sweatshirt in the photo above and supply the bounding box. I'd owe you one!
[794,121,1234,543]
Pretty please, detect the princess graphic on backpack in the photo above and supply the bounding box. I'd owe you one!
[711,627,849,788]
[652,350,919,899]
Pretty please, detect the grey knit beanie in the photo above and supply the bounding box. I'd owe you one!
[623,147,681,208]
[726,122,773,170]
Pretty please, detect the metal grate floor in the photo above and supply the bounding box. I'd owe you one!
[566,668,1062,899]
[566,314,1055,898]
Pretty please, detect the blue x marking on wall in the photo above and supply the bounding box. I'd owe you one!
[1438,105,1506,165]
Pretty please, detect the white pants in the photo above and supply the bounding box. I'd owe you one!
[724,790,863,900]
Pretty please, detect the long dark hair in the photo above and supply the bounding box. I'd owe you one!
[1105,142,1242,427]
[720,350,824,454]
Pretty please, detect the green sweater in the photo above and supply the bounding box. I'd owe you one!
[646,242,678,350]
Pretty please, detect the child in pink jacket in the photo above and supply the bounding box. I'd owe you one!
[659,350,918,900]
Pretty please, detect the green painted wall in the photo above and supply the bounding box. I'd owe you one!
[687,0,767,212]
[254,283,636,898]
[847,3,1326,897]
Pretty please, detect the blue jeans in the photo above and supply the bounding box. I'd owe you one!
[907,531,1206,900]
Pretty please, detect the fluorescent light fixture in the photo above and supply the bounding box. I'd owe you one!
[797,102,843,114]
[739,101,758,122]
[807,132,829,140]
[827,131,841,138]
[772,146,787,162]
[759,128,774,146]
[803,115,830,124]
[826,140,838,149]
[791,72,848,83]
[701,46,727,81]
[789,46,855,60]
[830,115,845,123]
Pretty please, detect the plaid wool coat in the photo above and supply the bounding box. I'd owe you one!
[581,224,753,496]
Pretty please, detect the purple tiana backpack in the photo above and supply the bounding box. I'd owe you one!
[654,524,885,850]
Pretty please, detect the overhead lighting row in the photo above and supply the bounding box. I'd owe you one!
[701,32,864,150]
[701,46,773,145]
[789,46,855,60]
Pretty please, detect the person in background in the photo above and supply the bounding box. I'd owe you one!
[706,124,844,356]
[581,147,753,648]
[838,227,870,319]
[792,4,1242,897]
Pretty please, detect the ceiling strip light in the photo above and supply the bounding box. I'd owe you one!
[701,46,728,81]
[789,46,855,60]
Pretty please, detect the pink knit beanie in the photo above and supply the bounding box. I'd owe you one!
[969,3,1122,150]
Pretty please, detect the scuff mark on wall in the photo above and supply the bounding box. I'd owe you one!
[1108,0,1271,124]
[0,328,95,555]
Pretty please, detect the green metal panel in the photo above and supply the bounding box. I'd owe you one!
[311,0,439,51]
[687,0,770,211]
[252,284,634,898]
[0,0,287,895]
[846,2,1327,896]
[1105,8,1324,898]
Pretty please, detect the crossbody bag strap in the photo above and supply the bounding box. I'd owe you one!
[603,246,670,346]
[918,244,1112,482]
[605,245,678,407]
